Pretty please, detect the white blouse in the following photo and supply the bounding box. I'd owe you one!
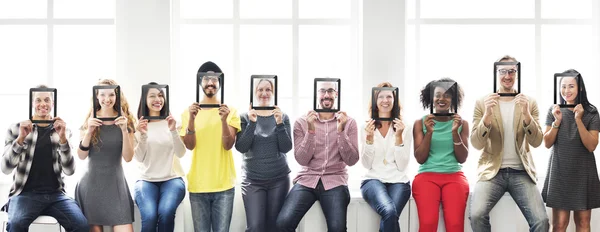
[360,123,413,183]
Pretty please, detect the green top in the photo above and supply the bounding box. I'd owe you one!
[418,115,462,174]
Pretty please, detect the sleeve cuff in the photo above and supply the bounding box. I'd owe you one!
[523,122,534,135]
[59,141,70,152]
[394,145,406,152]
[170,130,179,137]
[12,140,24,153]
[139,133,149,142]
[276,123,285,130]
[479,122,491,137]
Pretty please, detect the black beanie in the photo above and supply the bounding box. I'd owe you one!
[197,61,222,73]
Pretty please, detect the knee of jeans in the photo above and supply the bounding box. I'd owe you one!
[468,205,489,222]
[533,215,550,228]
[379,204,398,220]
[7,220,30,231]
[275,216,288,230]
[7,213,38,231]
[157,210,176,221]
[141,210,159,222]
[72,219,90,232]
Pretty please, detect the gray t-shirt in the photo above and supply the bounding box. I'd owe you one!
[235,113,292,180]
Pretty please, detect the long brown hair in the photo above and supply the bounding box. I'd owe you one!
[81,79,136,147]
[368,82,402,129]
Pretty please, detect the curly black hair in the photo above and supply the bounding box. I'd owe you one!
[420,78,464,110]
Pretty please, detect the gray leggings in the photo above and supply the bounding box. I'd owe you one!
[241,176,291,232]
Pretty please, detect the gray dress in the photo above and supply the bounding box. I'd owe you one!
[75,124,134,225]
[542,107,600,210]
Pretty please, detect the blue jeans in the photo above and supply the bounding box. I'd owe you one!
[189,188,234,232]
[6,191,89,232]
[241,176,290,232]
[469,168,549,232]
[276,180,351,232]
[361,180,411,232]
[134,178,186,232]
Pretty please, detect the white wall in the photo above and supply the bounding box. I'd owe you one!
[361,0,405,120]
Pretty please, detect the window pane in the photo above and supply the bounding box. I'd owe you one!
[0,0,46,19]
[299,25,360,118]
[417,25,536,185]
[53,26,115,96]
[420,0,534,18]
[296,98,312,119]
[54,0,115,18]
[0,95,28,135]
[404,25,417,122]
[541,0,592,19]
[240,0,291,19]
[299,0,351,19]
[278,98,293,117]
[0,26,47,94]
[299,25,354,93]
[240,25,292,105]
[406,0,416,19]
[175,25,233,114]
[180,0,232,19]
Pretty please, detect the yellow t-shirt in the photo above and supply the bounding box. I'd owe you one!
[179,107,241,193]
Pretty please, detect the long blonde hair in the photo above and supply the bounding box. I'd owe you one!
[81,79,136,147]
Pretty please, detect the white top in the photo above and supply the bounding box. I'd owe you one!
[360,123,413,183]
[134,120,186,181]
[499,100,524,170]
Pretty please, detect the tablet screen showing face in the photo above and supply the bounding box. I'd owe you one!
[251,75,277,110]
[29,88,57,123]
[554,72,581,108]
[431,81,457,116]
[93,85,121,121]
[314,78,340,112]
[142,84,169,119]
[494,61,521,97]
[371,87,398,121]
[197,72,224,108]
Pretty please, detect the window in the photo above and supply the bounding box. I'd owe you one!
[0,1,115,194]
[172,0,360,188]
[406,0,600,186]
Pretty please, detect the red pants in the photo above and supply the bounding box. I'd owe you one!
[412,171,469,232]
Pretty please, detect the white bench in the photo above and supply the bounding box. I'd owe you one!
[0,212,62,232]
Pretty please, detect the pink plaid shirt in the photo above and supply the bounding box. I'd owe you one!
[293,114,359,190]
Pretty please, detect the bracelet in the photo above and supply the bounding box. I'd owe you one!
[79,141,90,151]
[453,141,463,146]
[186,128,195,135]
[365,140,373,145]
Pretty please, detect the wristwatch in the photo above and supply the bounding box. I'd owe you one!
[551,122,560,129]
[186,128,196,134]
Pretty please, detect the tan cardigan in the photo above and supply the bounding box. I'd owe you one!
[470,95,544,184]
